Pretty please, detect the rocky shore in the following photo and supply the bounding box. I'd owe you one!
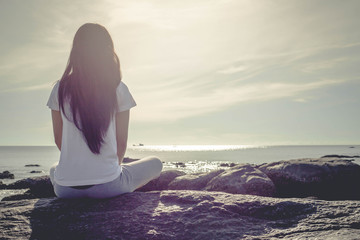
[1,157,360,239]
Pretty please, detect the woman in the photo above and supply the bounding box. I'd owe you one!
[47,23,162,199]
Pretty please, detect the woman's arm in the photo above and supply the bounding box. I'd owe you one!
[51,110,63,151]
[116,110,130,165]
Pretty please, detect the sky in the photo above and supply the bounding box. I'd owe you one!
[0,0,359,146]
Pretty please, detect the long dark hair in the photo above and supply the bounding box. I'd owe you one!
[58,23,121,154]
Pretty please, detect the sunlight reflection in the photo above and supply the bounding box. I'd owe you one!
[129,145,263,152]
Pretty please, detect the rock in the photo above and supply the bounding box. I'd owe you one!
[30,171,43,174]
[0,170,14,179]
[6,176,50,189]
[205,164,276,197]
[168,169,225,190]
[136,170,186,192]
[172,162,186,168]
[219,163,237,167]
[2,190,35,201]
[1,190,360,239]
[258,158,360,200]
[321,154,360,158]
[5,176,55,199]
[25,164,40,167]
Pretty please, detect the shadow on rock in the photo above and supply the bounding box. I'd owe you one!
[1,190,360,239]
[27,191,314,240]
[29,192,162,240]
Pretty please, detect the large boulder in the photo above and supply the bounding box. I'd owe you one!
[136,170,186,191]
[168,169,225,190]
[257,158,360,200]
[1,190,360,239]
[5,176,55,199]
[205,164,276,197]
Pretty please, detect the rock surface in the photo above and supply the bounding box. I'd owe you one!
[3,176,55,200]
[205,164,276,196]
[258,158,360,199]
[137,170,186,192]
[1,158,360,239]
[1,190,360,240]
[168,169,224,190]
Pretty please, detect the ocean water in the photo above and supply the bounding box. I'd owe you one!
[0,145,359,200]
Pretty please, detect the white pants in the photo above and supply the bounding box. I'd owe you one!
[49,156,163,199]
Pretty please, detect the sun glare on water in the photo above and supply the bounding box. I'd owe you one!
[129,145,262,152]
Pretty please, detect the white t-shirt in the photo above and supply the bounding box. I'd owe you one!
[47,81,136,186]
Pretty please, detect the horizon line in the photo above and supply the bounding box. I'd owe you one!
[0,144,359,147]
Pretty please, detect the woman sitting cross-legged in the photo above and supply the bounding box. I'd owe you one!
[47,23,162,199]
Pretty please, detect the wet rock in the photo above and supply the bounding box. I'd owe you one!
[168,169,225,190]
[136,170,186,192]
[25,164,40,167]
[0,171,14,179]
[1,190,359,240]
[205,164,276,197]
[258,158,360,200]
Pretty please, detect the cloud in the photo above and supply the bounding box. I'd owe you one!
[131,78,345,122]
[106,0,233,30]
[293,98,310,103]
[217,65,248,74]
[2,83,53,93]
[301,57,348,73]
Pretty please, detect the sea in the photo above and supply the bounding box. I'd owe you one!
[1,145,359,200]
